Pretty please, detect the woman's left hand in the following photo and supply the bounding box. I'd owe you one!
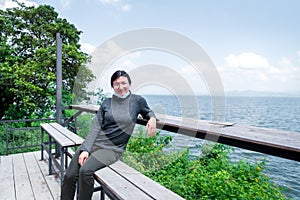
[146,117,157,137]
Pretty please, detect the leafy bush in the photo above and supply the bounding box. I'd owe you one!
[123,129,289,200]
[123,126,175,172]
[75,113,94,139]
[0,124,6,155]
[126,126,172,153]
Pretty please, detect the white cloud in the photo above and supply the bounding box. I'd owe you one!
[0,0,71,10]
[99,0,122,4]
[277,57,299,78]
[122,4,131,12]
[98,0,132,12]
[80,43,96,54]
[0,0,37,10]
[225,52,269,70]
[268,66,281,74]
[219,52,300,93]
[296,51,300,64]
[59,0,71,9]
[258,73,268,81]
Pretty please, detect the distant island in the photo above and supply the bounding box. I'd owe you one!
[122,90,300,97]
[226,90,300,97]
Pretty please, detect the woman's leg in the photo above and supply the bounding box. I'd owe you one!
[61,149,81,200]
[78,149,121,200]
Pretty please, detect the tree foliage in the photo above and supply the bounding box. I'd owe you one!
[0,2,94,120]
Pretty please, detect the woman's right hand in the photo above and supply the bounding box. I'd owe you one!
[78,151,89,166]
[146,117,157,137]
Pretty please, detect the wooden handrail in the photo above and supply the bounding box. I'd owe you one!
[68,105,300,162]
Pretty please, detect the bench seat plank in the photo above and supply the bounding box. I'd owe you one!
[41,123,75,147]
[49,123,84,145]
[109,161,184,200]
[95,167,153,200]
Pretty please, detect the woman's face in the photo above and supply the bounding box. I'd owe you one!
[112,76,130,96]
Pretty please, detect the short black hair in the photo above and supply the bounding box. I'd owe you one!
[110,70,132,87]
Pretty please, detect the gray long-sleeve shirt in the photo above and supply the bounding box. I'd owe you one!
[80,93,156,153]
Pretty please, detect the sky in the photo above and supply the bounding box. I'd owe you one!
[1,0,300,96]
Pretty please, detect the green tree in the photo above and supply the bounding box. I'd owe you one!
[0,2,94,120]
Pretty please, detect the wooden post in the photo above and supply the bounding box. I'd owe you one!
[56,33,62,124]
[55,33,62,157]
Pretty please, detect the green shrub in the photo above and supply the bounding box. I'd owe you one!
[123,129,289,200]
[75,113,94,139]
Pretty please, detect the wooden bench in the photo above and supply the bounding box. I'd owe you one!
[94,160,184,200]
[41,122,184,199]
[41,122,84,182]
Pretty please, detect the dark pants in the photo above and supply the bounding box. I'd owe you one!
[61,148,121,200]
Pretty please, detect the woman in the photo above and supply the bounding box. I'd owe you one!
[61,70,157,200]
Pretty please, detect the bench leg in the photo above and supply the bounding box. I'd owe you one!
[60,146,65,184]
[65,149,68,170]
[55,141,60,158]
[41,128,44,160]
[101,189,105,200]
[49,135,53,175]
[93,185,105,200]
[77,182,79,200]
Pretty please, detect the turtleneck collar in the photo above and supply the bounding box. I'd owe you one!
[113,91,131,99]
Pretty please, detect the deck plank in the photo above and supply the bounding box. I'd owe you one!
[33,151,104,200]
[33,151,61,200]
[0,155,15,200]
[0,151,108,200]
[12,153,35,199]
[24,151,54,200]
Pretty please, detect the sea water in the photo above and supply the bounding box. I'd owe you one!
[144,95,300,199]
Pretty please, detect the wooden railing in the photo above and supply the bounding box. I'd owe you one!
[68,105,300,162]
[2,105,299,162]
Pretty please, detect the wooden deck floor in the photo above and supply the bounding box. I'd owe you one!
[0,151,103,200]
